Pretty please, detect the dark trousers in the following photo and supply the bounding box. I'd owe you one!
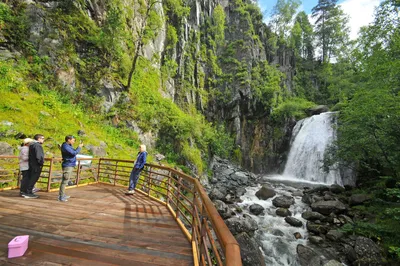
[27,167,42,194]
[128,168,142,190]
[19,170,29,193]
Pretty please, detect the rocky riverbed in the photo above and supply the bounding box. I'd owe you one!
[207,157,385,266]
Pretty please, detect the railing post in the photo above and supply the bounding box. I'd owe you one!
[17,170,21,188]
[114,161,118,186]
[96,158,102,182]
[191,191,197,241]
[47,158,54,192]
[176,176,182,219]
[148,166,152,197]
[76,160,81,186]
[166,171,171,206]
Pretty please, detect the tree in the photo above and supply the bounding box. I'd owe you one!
[311,0,350,63]
[270,0,301,41]
[335,0,400,178]
[290,11,314,60]
[125,0,163,90]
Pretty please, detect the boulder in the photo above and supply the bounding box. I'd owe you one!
[302,211,326,222]
[297,244,327,266]
[214,200,232,220]
[255,185,276,200]
[309,236,324,244]
[272,195,295,208]
[285,217,303,227]
[235,232,266,266]
[354,237,384,265]
[249,204,264,215]
[311,200,347,215]
[329,184,345,194]
[225,215,258,236]
[294,232,302,239]
[0,142,13,155]
[326,230,344,241]
[323,260,343,266]
[349,194,371,206]
[306,222,328,235]
[307,105,329,115]
[276,208,292,217]
[209,188,225,201]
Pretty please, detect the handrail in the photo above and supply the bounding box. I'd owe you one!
[0,155,242,265]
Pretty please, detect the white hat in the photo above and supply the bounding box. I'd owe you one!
[23,138,34,144]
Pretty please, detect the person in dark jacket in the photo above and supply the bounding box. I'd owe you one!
[23,134,45,199]
[126,144,147,194]
[58,135,83,202]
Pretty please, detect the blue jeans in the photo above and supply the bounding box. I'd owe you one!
[128,168,142,190]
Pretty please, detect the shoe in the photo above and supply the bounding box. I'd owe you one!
[19,191,26,197]
[64,195,71,199]
[58,196,68,202]
[23,193,39,199]
[126,190,135,194]
[32,187,41,193]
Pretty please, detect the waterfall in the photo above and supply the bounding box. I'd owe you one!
[283,112,342,185]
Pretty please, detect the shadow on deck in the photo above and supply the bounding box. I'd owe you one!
[0,184,193,265]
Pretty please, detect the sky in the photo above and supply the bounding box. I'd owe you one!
[258,0,382,40]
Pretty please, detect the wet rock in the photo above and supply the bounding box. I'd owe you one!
[285,217,303,227]
[249,204,264,215]
[276,208,292,217]
[225,215,258,236]
[309,236,324,244]
[323,260,343,266]
[209,188,225,201]
[329,184,345,194]
[292,190,303,197]
[294,232,302,239]
[326,230,344,241]
[271,229,285,236]
[214,200,232,220]
[311,200,347,215]
[306,222,328,235]
[349,194,371,206]
[255,185,276,200]
[235,232,266,266]
[272,195,295,208]
[302,211,326,221]
[297,244,327,266]
[307,105,329,115]
[235,187,247,198]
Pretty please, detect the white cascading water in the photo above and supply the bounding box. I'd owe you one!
[283,112,342,185]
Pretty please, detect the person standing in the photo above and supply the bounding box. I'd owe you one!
[24,134,45,199]
[18,138,33,196]
[126,144,147,194]
[59,135,83,202]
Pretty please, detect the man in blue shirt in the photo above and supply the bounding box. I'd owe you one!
[126,144,147,194]
[59,135,83,202]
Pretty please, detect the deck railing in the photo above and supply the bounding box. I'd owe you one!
[0,156,242,266]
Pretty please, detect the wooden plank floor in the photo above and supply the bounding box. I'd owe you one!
[0,184,193,265]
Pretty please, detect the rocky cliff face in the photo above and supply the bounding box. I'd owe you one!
[5,0,296,174]
[166,0,296,173]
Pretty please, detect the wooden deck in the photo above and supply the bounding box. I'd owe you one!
[0,184,193,265]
